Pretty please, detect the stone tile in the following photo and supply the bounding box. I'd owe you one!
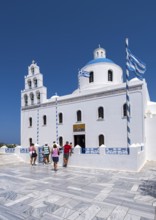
[124,213,141,220]
[67,210,82,220]
[53,207,75,218]
[140,217,154,220]
[92,217,105,220]
[75,204,101,220]
[41,212,63,219]
[0,155,156,220]
[94,192,109,201]
[123,201,155,214]
[62,198,81,209]
[74,201,91,213]
[128,209,155,219]
[95,205,115,219]
[107,205,128,220]
[131,184,139,192]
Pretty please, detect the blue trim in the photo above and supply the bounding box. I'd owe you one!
[86,58,114,65]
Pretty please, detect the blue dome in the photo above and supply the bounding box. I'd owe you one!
[86,58,114,65]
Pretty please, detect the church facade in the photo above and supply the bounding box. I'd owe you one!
[21,46,156,162]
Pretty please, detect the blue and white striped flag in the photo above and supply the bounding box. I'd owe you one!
[126,46,146,80]
[78,69,90,78]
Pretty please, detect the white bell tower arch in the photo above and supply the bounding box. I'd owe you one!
[21,60,47,107]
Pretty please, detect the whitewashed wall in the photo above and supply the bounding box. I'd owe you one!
[21,85,144,149]
[145,116,156,161]
[0,145,146,171]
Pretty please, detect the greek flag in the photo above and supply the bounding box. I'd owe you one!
[126,47,146,80]
[78,69,90,78]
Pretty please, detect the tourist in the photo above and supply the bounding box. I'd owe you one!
[70,142,74,154]
[42,144,50,164]
[63,141,72,167]
[29,143,37,165]
[51,143,60,171]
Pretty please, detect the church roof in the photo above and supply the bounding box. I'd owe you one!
[86,58,114,65]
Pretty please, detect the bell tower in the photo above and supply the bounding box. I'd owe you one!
[21,60,47,107]
[94,45,106,59]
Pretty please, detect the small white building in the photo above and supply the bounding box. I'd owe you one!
[21,46,156,170]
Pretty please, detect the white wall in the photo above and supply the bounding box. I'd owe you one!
[145,117,156,161]
[21,85,145,149]
[80,63,123,91]
[67,146,146,171]
[0,145,145,171]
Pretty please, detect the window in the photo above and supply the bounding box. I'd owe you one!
[99,135,104,146]
[123,103,130,117]
[33,78,37,87]
[28,80,32,89]
[59,136,63,147]
[123,103,127,117]
[108,70,113,81]
[29,117,32,127]
[43,115,47,125]
[24,94,28,106]
[59,113,63,123]
[30,93,34,105]
[31,67,34,75]
[77,110,82,122]
[36,91,40,104]
[98,107,104,119]
[89,71,94,83]
[29,138,32,146]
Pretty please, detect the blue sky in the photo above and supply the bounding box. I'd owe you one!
[0,0,156,144]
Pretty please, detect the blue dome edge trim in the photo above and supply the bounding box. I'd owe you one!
[86,58,114,65]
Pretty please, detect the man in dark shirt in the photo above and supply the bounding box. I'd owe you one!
[63,141,72,167]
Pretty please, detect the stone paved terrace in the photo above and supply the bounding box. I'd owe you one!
[0,153,156,220]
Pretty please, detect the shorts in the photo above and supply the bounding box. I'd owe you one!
[52,157,59,163]
[64,153,69,160]
[31,152,37,158]
[44,154,49,159]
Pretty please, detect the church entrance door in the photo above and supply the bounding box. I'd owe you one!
[74,135,85,153]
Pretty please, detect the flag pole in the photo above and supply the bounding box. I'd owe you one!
[125,38,131,154]
[78,69,80,93]
[36,108,39,145]
[55,93,59,144]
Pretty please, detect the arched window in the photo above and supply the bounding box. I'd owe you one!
[99,134,104,146]
[123,103,130,117]
[123,103,127,117]
[89,71,94,83]
[108,70,113,81]
[28,80,32,89]
[31,67,35,75]
[24,94,28,106]
[29,117,32,127]
[43,115,47,125]
[30,93,34,105]
[36,91,40,104]
[77,110,82,122]
[59,113,63,124]
[33,78,37,88]
[29,138,32,146]
[98,107,104,119]
[59,136,63,147]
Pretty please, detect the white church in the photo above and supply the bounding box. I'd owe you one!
[21,46,156,170]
